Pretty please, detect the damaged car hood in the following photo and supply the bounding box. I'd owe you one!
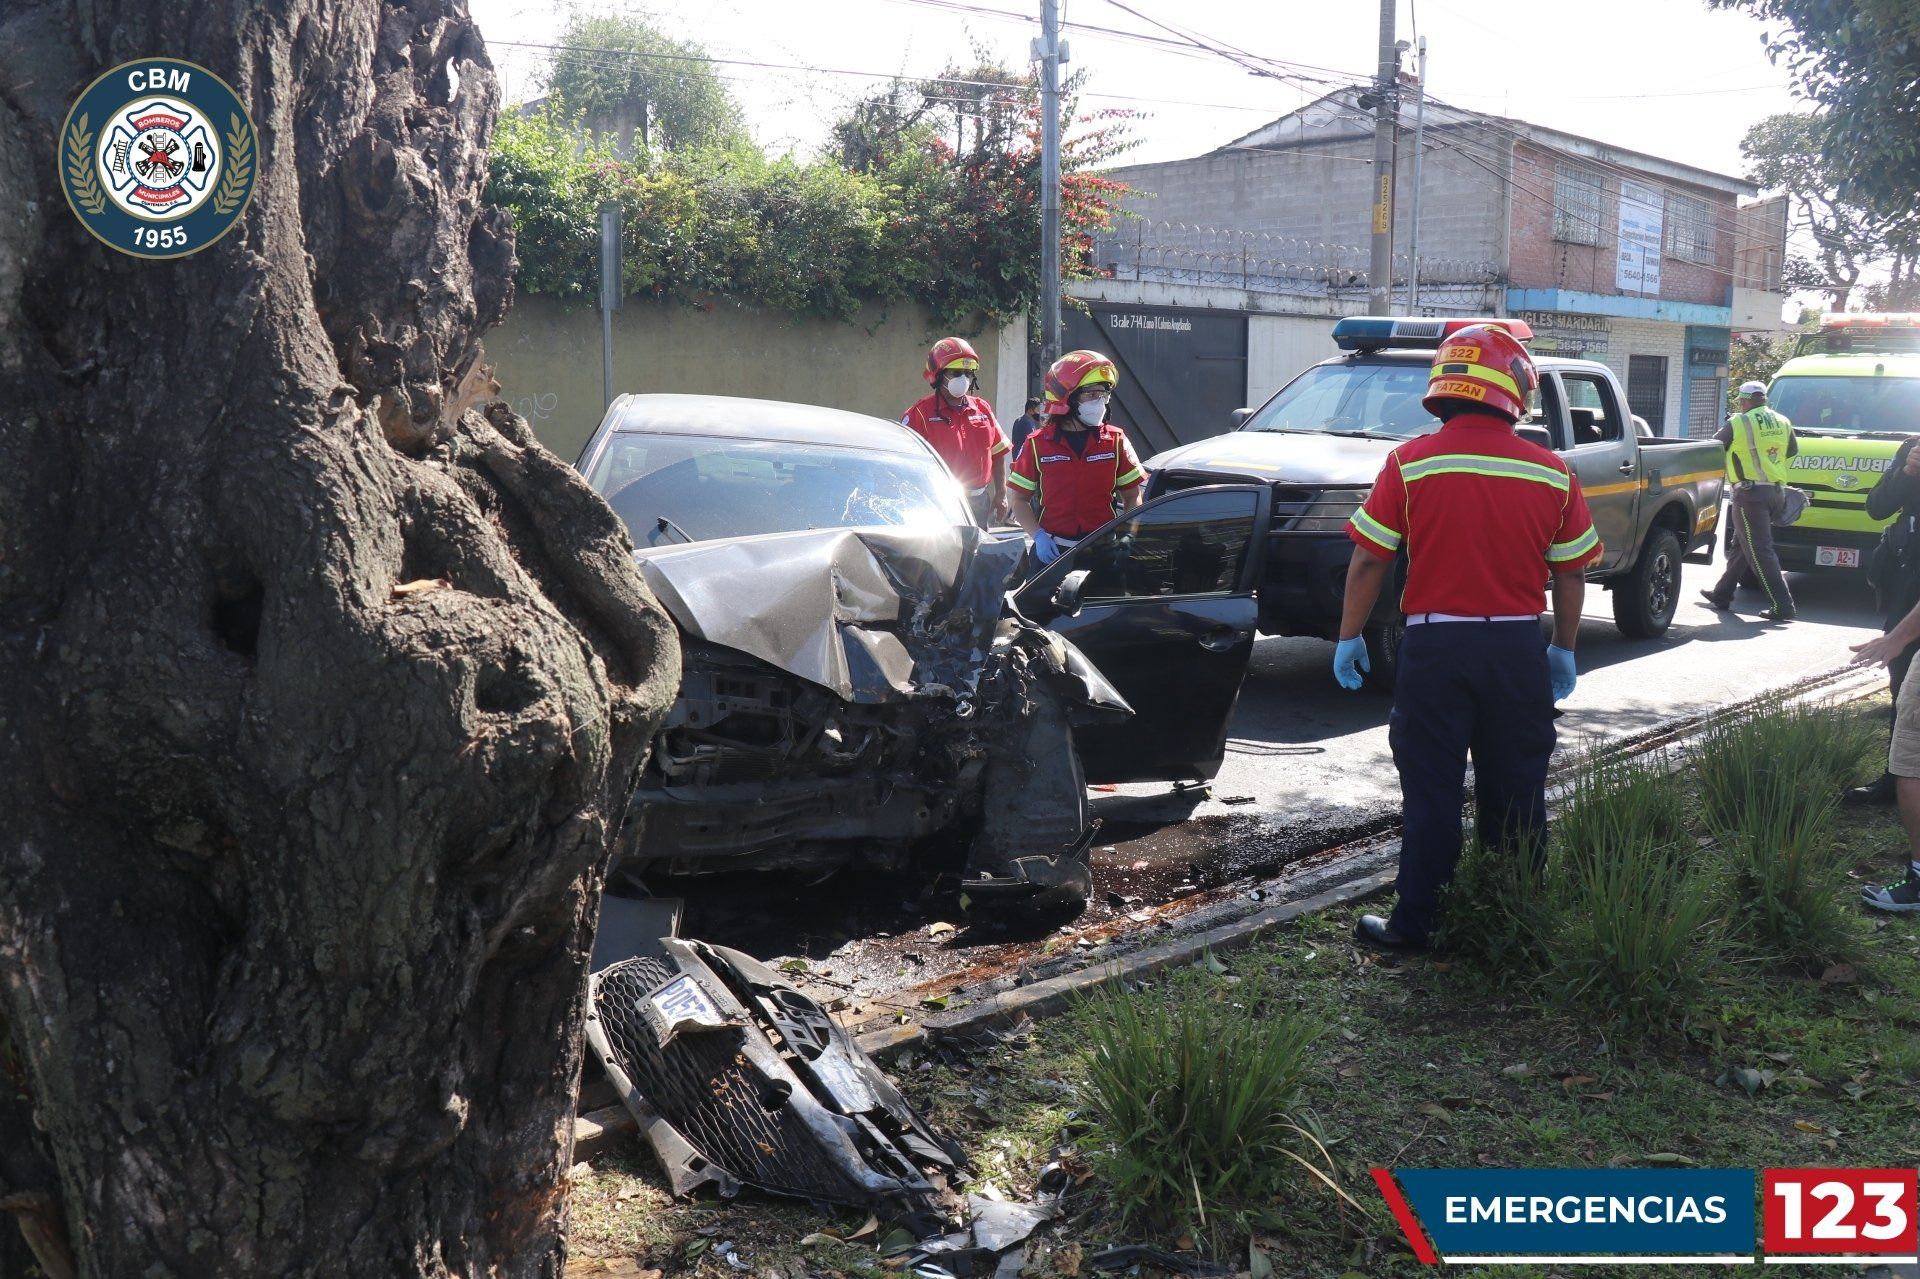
[634,525,1111,707]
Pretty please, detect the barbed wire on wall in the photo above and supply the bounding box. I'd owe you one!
[1086,219,1502,296]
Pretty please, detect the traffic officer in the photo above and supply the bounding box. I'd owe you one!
[1008,350,1146,563]
[1699,380,1798,622]
[1334,323,1603,951]
[902,337,1010,524]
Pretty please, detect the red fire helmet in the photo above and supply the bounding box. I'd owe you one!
[924,337,981,385]
[1422,322,1537,422]
[1042,350,1119,415]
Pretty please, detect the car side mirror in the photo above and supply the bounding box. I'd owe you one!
[1230,408,1252,429]
[1052,569,1091,617]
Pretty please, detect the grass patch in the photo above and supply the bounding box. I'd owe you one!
[1690,702,1876,969]
[1075,965,1328,1247]
[1541,830,1724,1032]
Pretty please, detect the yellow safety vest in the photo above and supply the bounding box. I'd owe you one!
[1726,406,1793,486]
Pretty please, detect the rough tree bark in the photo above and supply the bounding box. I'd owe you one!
[0,2,679,1275]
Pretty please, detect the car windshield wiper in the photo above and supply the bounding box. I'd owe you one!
[1328,428,1408,441]
[654,515,695,544]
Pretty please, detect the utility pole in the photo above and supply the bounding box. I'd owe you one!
[1036,0,1067,364]
[1366,0,1397,313]
[599,200,621,411]
[1406,35,1428,315]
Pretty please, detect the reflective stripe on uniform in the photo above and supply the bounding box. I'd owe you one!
[1349,507,1403,552]
[1546,525,1600,563]
[1115,464,1145,487]
[1399,453,1570,491]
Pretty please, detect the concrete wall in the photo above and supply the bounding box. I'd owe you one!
[488,296,1029,463]
[1247,315,1344,407]
[1105,125,1505,271]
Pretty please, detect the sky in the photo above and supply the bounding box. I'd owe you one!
[467,0,1809,184]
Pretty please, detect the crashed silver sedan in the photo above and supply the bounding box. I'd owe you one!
[577,394,1271,911]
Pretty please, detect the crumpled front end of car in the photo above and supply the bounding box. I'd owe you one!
[621,526,1128,907]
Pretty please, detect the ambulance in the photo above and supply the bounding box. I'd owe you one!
[1770,313,1920,570]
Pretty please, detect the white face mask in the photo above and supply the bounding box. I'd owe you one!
[944,373,972,397]
[1075,398,1106,426]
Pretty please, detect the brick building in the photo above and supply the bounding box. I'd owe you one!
[1090,89,1789,439]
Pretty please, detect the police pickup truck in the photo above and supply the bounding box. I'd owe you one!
[1141,316,1727,683]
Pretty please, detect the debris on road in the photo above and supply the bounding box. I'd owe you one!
[587,913,967,1236]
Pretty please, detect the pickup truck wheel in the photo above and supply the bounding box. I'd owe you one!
[1362,619,1403,693]
[1612,526,1683,639]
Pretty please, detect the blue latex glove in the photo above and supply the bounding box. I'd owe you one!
[1032,528,1061,564]
[1547,644,1577,702]
[1333,635,1370,691]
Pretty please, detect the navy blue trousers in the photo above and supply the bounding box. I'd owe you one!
[1386,620,1556,943]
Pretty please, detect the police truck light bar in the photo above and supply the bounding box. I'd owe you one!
[1332,316,1535,352]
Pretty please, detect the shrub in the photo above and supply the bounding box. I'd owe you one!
[1542,831,1725,1033]
[1692,701,1872,967]
[1075,970,1326,1246]
[485,103,1130,327]
[1433,834,1557,975]
[1693,701,1879,838]
[1555,748,1693,869]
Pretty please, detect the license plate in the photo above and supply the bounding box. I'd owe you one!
[1815,546,1862,568]
[648,975,728,1030]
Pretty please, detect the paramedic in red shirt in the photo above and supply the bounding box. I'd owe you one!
[1008,350,1146,563]
[1334,323,1604,952]
[902,337,1010,524]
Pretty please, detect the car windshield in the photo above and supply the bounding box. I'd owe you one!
[1769,375,1920,436]
[1241,360,1441,439]
[586,431,972,546]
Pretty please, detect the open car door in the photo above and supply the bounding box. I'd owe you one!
[1014,484,1271,784]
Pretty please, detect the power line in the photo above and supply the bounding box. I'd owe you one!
[486,37,1292,116]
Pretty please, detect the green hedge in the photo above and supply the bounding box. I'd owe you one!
[485,110,1116,328]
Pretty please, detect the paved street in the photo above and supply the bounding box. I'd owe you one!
[1089,559,1887,888]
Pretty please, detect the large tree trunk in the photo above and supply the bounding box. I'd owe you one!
[0,3,679,1276]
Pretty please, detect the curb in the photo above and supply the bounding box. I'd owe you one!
[852,867,1398,1059]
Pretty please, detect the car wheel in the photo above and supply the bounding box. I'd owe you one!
[1613,526,1683,639]
[1362,619,1403,693]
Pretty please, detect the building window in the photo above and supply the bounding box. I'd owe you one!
[1552,163,1603,246]
[1667,192,1717,265]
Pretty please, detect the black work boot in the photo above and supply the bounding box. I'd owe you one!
[1354,914,1428,953]
[1698,589,1731,610]
[1845,773,1897,806]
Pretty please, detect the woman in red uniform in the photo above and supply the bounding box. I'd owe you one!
[1007,351,1145,563]
[900,337,1010,523]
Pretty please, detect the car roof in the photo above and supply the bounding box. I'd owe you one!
[602,393,934,456]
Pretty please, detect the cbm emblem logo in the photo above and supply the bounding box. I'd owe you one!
[60,59,256,259]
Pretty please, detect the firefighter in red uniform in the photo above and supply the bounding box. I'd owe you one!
[1008,351,1146,563]
[1335,323,1604,951]
[902,337,1010,524]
